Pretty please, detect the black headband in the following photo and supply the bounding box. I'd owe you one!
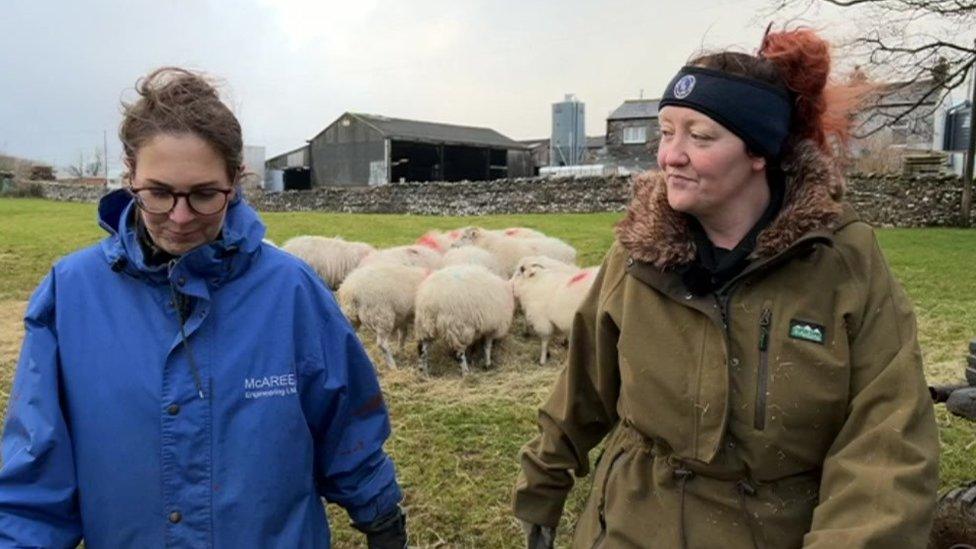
[659,66,792,158]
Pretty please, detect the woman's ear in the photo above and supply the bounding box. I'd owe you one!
[746,150,766,172]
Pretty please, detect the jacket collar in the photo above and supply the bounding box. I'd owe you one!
[615,140,852,270]
[97,188,266,284]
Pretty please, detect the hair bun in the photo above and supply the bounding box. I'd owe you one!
[119,66,243,183]
[761,29,831,145]
[761,28,869,152]
[136,67,220,112]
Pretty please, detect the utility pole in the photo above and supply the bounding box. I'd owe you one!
[962,39,976,227]
[103,130,110,187]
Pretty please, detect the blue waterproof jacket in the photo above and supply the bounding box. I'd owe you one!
[0,190,402,548]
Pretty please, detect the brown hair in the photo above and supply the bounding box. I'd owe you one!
[120,67,243,183]
[691,28,870,156]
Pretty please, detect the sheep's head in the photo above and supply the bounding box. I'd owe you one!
[451,226,483,248]
[352,242,376,261]
[512,257,547,282]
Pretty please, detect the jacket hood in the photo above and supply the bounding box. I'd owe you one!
[615,140,850,270]
[97,188,267,283]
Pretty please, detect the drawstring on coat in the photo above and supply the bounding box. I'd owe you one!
[672,462,762,549]
[673,467,694,549]
[735,479,762,549]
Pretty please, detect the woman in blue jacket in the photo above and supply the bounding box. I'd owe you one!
[0,67,407,548]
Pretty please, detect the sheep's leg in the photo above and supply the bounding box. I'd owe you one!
[418,340,430,376]
[539,336,549,366]
[458,350,470,377]
[396,327,407,350]
[378,334,397,370]
[484,338,493,369]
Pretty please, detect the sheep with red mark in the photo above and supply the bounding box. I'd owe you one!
[414,229,463,254]
[360,244,443,270]
[498,227,547,239]
[452,226,576,276]
[511,255,598,365]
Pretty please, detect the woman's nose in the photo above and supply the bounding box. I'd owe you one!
[659,140,689,167]
[169,196,196,224]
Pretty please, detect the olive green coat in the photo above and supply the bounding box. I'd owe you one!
[513,141,939,548]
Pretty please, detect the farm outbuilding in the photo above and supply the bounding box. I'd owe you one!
[265,145,311,191]
[307,113,532,187]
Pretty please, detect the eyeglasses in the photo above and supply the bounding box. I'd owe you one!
[128,186,233,215]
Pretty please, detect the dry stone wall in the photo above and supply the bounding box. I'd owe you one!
[10,175,975,227]
[246,176,632,216]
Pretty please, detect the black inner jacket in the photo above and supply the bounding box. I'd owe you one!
[679,169,785,296]
[133,209,195,322]
[133,209,179,268]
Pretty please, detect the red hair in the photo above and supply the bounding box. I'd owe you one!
[760,28,869,152]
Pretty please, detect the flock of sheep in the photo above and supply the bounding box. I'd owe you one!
[275,227,597,376]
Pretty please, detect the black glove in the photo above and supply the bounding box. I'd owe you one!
[352,505,408,549]
[521,520,555,549]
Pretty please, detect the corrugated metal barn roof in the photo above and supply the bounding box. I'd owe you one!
[349,113,527,149]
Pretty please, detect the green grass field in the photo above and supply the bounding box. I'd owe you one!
[1,197,974,548]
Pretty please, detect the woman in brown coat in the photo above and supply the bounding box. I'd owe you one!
[513,28,939,548]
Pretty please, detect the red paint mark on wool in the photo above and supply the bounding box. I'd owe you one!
[567,271,591,286]
[505,228,519,236]
[415,234,443,252]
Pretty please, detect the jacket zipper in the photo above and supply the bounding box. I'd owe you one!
[169,260,206,400]
[592,449,628,549]
[754,306,772,430]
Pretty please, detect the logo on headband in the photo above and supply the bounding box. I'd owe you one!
[673,75,696,99]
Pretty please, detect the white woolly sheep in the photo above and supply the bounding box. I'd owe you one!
[414,264,515,376]
[494,227,547,239]
[415,229,463,254]
[440,245,507,277]
[281,236,375,290]
[452,226,577,276]
[511,255,599,365]
[360,244,443,270]
[337,262,429,370]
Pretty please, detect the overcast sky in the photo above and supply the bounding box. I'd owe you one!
[1,0,875,175]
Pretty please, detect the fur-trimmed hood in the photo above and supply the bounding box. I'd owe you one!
[615,140,847,269]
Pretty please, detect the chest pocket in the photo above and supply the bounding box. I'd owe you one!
[757,305,851,448]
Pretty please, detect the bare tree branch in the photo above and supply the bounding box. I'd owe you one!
[766,0,975,139]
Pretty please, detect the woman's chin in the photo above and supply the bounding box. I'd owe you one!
[666,193,698,215]
[157,237,204,256]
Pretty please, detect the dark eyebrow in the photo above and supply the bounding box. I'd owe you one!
[145,178,224,189]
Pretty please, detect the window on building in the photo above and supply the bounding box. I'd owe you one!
[623,126,648,144]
